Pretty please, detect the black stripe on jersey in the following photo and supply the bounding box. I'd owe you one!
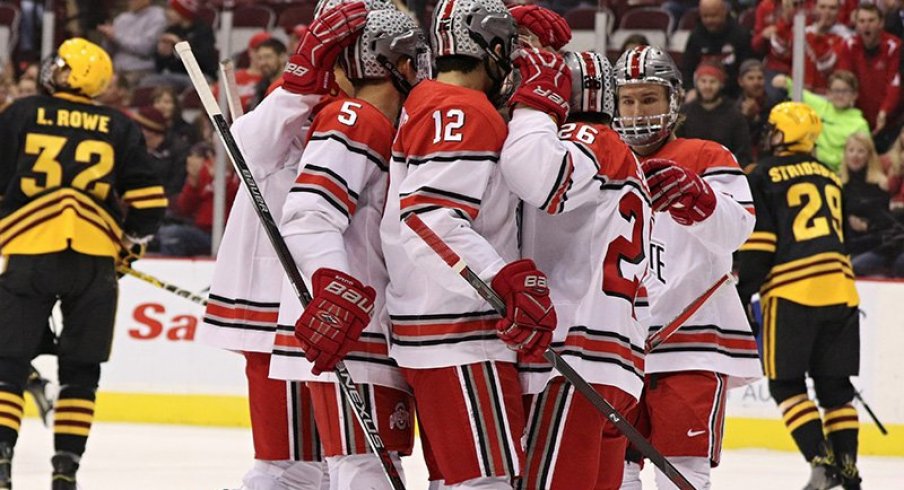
[202,317,276,332]
[302,164,359,200]
[390,332,499,347]
[207,294,280,309]
[308,133,388,171]
[558,350,644,379]
[570,141,600,170]
[568,326,645,353]
[290,187,351,219]
[646,324,754,337]
[539,153,572,212]
[390,310,499,322]
[400,186,482,205]
[598,179,653,207]
[651,345,761,358]
[702,168,745,177]
[407,153,500,166]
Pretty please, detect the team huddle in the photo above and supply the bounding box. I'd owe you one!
[0,0,865,489]
[195,0,764,489]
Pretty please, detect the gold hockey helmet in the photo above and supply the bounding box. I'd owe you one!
[767,102,822,154]
[43,38,113,98]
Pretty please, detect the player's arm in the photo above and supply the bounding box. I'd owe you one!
[696,163,758,254]
[397,106,510,295]
[0,102,23,198]
[117,123,168,242]
[736,168,777,303]
[280,103,387,281]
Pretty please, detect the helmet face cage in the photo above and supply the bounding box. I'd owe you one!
[612,46,683,147]
[42,38,112,98]
[340,9,429,94]
[564,51,614,118]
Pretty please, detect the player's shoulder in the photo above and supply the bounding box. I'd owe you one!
[406,80,507,139]
[666,137,742,175]
[568,123,640,180]
[309,97,394,158]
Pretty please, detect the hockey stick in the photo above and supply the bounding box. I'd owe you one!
[854,391,888,435]
[219,59,244,121]
[403,213,697,490]
[645,273,734,352]
[119,266,209,306]
[175,42,406,490]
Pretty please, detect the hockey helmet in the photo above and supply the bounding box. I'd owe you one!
[612,45,683,147]
[41,38,113,98]
[431,0,517,106]
[766,102,822,154]
[340,8,430,95]
[563,51,614,120]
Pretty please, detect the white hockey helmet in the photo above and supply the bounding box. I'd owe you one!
[431,0,517,105]
[563,51,615,120]
[612,45,683,147]
[340,8,430,94]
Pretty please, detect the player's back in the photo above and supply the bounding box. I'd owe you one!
[748,153,858,307]
[381,79,518,369]
[0,94,163,257]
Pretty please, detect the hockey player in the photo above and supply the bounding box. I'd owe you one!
[612,45,761,489]
[501,48,653,490]
[267,6,427,488]
[194,3,369,489]
[0,38,166,489]
[737,102,862,490]
[381,0,557,487]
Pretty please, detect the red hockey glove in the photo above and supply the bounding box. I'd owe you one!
[509,47,572,125]
[294,268,376,375]
[491,259,557,356]
[282,1,367,95]
[641,158,716,225]
[508,5,572,50]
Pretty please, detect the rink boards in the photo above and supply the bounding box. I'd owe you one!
[26,258,904,456]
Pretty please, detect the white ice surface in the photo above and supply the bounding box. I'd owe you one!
[9,419,904,489]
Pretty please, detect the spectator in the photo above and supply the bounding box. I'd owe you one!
[736,59,775,160]
[250,39,288,109]
[682,0,753,99]
[97,0,167,85]
[132,105,189,197]
[771,0,850,93]
[220,33,270,112]
[840,133,902,275]
[149,0,218,90]
[154,143,239,256]
[837,3,901,138]
[288,24,308,54]
[15,77,37,99]
[773,70,870,171]
[620,33,651,52]
[678,62,754,164]
[152,86,198,146]
[883,0,904,39]
[96,74,133,113]
[881,125,904,206]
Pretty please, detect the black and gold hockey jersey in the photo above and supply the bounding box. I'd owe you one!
[0,93,166,258]
[738,153,859,307]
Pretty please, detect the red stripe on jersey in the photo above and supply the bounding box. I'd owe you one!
[206,303,279,323]
[274,331,304,348]
[305,98,394,162]
[544,153,574,215]
[400,194,480,221]
[665,331,758,351]
[563,334,644,370]
[393,319,497,337]
[295,173,357,215]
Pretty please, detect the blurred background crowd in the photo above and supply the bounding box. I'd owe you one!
[2,0,904,277]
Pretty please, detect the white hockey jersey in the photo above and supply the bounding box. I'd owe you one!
[268,98,408,392]
[381,80,519,369]
[638,138,761,387]
[501,109,651,398]
[196,87,323,353]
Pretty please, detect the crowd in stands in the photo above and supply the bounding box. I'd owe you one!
[4,0,904,276]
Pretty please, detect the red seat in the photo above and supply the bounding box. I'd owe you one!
[563,6,616,35]
[678,7,698,31]
[619,7,673,32]
[277,4,316,34]
[233,4,276,29]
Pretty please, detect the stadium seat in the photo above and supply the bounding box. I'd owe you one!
[229,4,277,56]
[197,4,219,27]
[669,7,697,51]
[563,5,616,35]
[0,2,19,66]
[277,4,316,34]
[610,7,671,51]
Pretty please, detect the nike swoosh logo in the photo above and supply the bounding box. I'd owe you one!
[687,429,706,437]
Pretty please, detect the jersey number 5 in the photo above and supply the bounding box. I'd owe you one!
[786,182,842,242]
[603,192,646,302]
[21,133,114,200]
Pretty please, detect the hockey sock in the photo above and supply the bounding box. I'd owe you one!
[53,386,96,457]
[770,379,830,462]
[824,403,860,484]
[0,385,24,449]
